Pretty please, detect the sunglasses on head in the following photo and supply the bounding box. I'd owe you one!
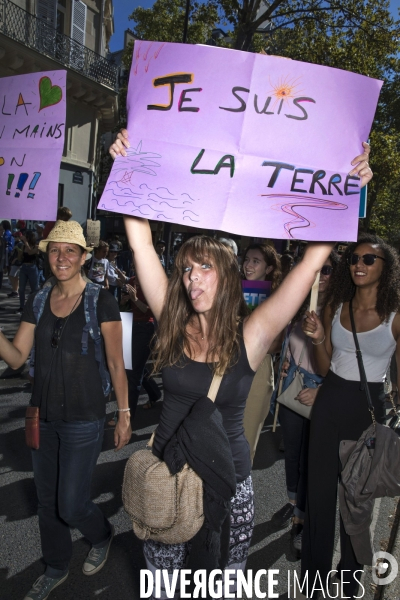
[348,253,386,266]
[320,265,333,276]
[51,317,66,349]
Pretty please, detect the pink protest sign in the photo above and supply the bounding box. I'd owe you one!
[0,70,66,220]
[99,42,382,240]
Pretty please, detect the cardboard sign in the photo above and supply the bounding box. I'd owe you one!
[242,280,272,311]
[0,71,66,220]
[86,219,101,247]
[99,41,381,241]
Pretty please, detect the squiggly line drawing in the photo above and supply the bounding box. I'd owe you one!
[145,58,153,73]
[148,193,179,201]
[154,43,165,59]
[105,183,143,195]
[143,42,153,61]
[160,201,187,209]
[261,193,348,238]
[133,41,143,75]
[133,41,165,75]
[183,210,200,222]
[103,178,200,224]
[113,141,162,177]
[108,197,152,217]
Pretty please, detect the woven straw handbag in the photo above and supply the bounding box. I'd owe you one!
[122,372,224,544]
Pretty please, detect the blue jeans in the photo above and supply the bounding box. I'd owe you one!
[31,418,111,575]
[19,263,39,309]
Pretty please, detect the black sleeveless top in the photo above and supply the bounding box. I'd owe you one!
[153,335,256,482]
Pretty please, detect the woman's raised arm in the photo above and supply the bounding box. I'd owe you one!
[123,216,168,321]
[109,129,168,320]
[243,243,334,371]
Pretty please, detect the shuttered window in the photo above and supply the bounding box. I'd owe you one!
[36,0,57,27]
[71,0,87,45]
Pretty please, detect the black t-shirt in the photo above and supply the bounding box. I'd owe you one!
[22,251,37,264]
[153,335,256,483]
[22,286,121,421]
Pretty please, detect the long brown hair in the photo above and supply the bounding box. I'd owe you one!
[324,234,400,322]
[152,236,249,375]
[243,243,282,290]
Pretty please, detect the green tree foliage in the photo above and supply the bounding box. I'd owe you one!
[128,0,219,46]
[122,0,400,240]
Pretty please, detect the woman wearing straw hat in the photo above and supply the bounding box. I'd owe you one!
[0,220,132,600]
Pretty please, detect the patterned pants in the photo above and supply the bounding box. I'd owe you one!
[143,475,254,599]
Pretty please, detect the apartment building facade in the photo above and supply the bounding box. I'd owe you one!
[0,0,118,223]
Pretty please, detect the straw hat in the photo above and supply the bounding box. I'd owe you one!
[38,220,91,253]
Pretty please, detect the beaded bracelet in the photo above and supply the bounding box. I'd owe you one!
[117,408,131,412]
[312,335,325,346]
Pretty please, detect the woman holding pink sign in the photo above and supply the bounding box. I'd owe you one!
[110,131,372,598]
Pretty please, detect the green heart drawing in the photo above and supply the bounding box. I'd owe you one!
[39,77,62,111]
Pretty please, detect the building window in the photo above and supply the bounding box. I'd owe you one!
[71,0,87,45]
[70,0,87,69]
[56,9,64,34]
[36,0,57,26]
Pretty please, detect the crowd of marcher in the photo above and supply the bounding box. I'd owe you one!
[1,136,400,600]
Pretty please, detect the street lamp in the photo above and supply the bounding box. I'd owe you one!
[182,0,190,43]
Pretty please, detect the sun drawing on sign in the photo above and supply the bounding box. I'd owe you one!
[268,75,303,110]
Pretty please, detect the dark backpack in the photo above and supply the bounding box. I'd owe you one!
[30,283,111,396]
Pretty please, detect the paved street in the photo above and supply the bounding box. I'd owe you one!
[0,281,398,600]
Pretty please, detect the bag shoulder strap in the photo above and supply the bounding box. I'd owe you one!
[148,369,225,448]
[349,299,375,422]
[297,341,308,369]
[207,372,223,402]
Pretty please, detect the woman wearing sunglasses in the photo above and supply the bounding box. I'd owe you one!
[0,221,132,600]
[276,251,339,559]
[301,234,400,598]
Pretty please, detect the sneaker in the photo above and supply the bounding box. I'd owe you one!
[7,291,18,297]
[82,525,114,576]
[273,502,294,528]
[290,522,303,559]
[23,572,68,600]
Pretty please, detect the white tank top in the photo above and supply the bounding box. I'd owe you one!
[330,304,396,382]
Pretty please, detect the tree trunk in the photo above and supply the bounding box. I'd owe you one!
[234,24,257,51]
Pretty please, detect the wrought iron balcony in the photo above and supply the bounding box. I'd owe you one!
[0,0,118,91]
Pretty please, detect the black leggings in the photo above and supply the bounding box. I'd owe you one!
[301,370,385,598]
